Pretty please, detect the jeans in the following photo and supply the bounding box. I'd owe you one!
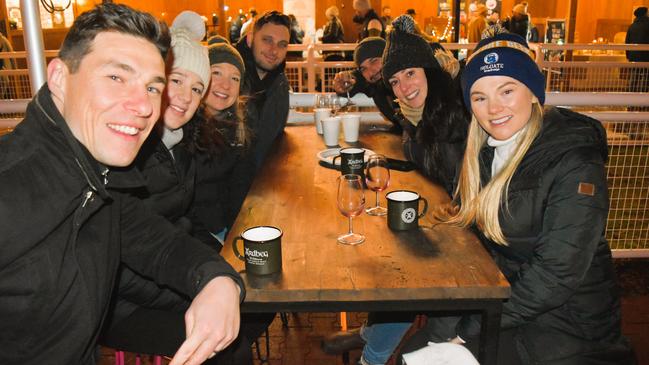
[360,322,412,365]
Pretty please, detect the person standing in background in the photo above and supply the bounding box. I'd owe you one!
[625,6,649,95]
[503,2,530,41]
[467,4,488,44]
[352,0,386,40]
[381,5,393,26]
[239,7,258,39]
[321,6,345,61]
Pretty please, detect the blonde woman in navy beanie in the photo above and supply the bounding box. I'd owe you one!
[398,27,635,365]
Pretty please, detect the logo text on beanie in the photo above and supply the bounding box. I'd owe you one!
[480,52,504,73]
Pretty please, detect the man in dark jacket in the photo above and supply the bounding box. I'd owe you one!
[332,37,401,133]
[0,4,244,365]
[236,10,291,169]
[625,7,649,94]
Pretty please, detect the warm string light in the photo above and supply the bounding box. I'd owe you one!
[431,16,453,41]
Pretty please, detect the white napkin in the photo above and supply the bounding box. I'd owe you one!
[402,342,480,365]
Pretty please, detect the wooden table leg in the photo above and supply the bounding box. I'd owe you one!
[479,301,503,365]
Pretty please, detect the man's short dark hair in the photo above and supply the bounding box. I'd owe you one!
[59,3,170,73]
[252,10,290,34]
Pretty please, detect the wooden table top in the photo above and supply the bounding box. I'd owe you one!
[222,123,510,307]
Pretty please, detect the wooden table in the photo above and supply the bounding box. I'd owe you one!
[222,123,511,364]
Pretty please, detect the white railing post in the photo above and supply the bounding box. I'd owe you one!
[306,44,316,92]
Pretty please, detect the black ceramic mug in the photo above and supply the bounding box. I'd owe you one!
[233,226,283,275]
[332,147,365,177]
[386,190,429,231]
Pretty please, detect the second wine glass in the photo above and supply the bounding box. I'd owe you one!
[365,154,390,216]
[337,174,366,245]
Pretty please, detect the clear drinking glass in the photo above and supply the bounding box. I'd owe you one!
[315,93,330,109]
[365,154,390,216]
[337,174,366,245]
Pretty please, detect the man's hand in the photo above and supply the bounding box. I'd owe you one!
[332,71,356,94]
[169,276,241,365]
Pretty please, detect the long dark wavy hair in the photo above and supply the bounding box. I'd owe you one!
[415,66,470,183]
[182,97,251,158]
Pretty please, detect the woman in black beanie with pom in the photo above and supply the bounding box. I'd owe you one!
[381,15,470,195]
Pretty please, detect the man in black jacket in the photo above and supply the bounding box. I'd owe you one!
[0,4,244,365]
[236,10,291,169]
[332,37,402,133]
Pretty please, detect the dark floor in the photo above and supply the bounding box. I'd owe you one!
[99,259,649,365]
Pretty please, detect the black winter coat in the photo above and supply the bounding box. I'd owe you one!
[190,112,256,239]
[458,108,628,363]
[0,86,244,364]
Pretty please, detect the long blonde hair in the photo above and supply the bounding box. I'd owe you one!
[447,102,544,245]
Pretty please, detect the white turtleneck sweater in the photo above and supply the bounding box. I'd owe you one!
[486,129,524,177]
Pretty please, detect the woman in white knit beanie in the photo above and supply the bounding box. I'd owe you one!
[101,14,255,365]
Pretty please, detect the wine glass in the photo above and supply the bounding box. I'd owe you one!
[336,174,366,245]
[365,154,390,216]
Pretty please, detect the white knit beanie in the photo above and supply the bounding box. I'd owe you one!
[171,10,206,41]
[169,27,210,96]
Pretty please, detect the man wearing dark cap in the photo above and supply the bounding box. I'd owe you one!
[625,6,649,95]
[332,37,402,133]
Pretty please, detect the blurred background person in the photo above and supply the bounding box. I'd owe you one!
[239,7,258,39]
[625,6,649,95]
[229,9,247,44]
[321,6,345,61]
[503,2,530,41]
[353,0,386,40]
[381,5,393,25]
[467,4,488,44]
[287,14,305,60]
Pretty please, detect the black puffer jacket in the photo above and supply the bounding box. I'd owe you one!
[188,109,256,241]
[0,86,244,364]
[459,107,628,362]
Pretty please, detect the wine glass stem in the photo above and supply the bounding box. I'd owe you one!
[375,191,380,208]
[348,216,354,235]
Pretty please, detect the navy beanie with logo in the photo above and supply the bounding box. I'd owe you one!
[461,31,545,110]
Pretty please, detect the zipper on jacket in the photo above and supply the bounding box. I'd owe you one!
[101,168,109,185]
[81,190,94,208]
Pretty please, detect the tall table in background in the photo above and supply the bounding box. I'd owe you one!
[222,123,510,365]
